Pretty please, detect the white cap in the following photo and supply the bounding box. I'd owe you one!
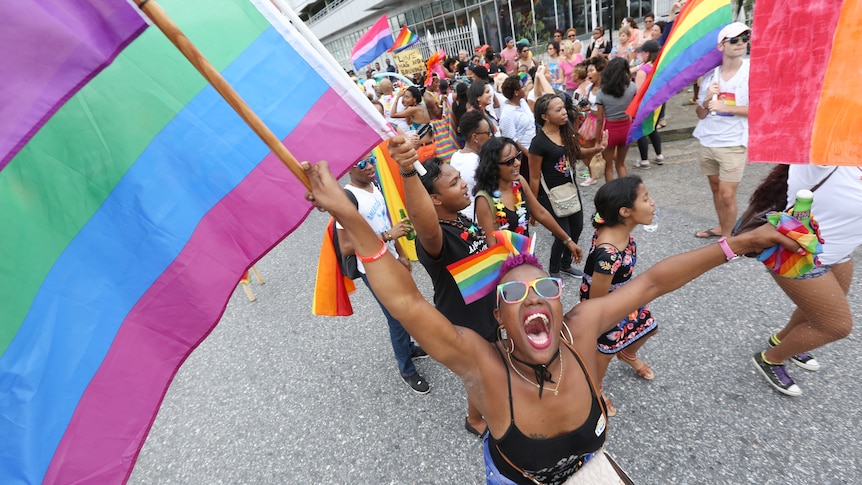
[717,22,750,44]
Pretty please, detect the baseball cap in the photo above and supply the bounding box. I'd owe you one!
[636,40,660,54]
[717,22,750,43]
[504,36,514,44]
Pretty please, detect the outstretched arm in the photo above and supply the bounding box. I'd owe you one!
[303,160,481,376]
[566,225,804,339]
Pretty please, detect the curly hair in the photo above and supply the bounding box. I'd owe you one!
[404,86,424,104]
[496,253,545,287]
[501,74,522,99]
[592,175,643,228]
[600,57,631,97]
[473,137,518,196]
[534,93,581,164]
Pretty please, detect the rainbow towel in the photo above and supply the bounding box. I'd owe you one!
[749,0,861,166]
[757,212,824,278]
[447,230,533,304]
[0,0,385,483]
[350,14,394,70]
[626,0,732,143]
[390,25,420,54]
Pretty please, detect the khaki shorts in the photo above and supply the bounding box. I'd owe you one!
[699,145,747,183]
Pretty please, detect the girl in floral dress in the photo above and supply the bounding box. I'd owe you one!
[472,137,583,258]
[579,175,658,416]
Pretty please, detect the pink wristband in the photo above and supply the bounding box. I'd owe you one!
[717,237,739,261]
[357,240,388,263]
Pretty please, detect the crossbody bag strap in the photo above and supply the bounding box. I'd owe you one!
[493,444,543,485]
[783,167,839,211]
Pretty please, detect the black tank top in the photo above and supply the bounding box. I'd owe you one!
[488,344,607,485]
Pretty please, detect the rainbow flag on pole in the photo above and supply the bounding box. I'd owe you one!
[0,0,385,483]
[447,231,533,305]
[749,0,861,166]
[390,25,420,54]
[626,0,732,143]
[350,14,394,70]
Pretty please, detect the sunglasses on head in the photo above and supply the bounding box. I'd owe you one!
[497,277,563,304]
[499,150,522,167]
[724,33,750,44]
[355,155,376,170]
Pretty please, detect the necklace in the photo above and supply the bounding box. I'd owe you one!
[493,182,527,234]
[506,348,563,398]
[439,214,486,245]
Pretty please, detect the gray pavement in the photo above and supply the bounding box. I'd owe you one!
[130,114,861,483]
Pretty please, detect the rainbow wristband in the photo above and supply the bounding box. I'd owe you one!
[357,240,388,263]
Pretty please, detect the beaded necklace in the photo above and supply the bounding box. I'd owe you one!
[492,181,528,235]
[439,214,486,246]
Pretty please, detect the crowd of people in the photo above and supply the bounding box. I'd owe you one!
[321,4,861,482]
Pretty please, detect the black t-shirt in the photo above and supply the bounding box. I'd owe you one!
[416,218,498,342]
[529,129,575,190]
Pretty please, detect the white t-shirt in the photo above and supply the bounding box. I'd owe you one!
[693,59,750,147]
[449,150,480,220]
[499,99,536,150]
[786,165,862,265]
[336,184,396,274]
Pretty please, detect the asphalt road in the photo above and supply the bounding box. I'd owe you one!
[130,137,862,484]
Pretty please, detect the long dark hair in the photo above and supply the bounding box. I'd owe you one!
[601,57,631,97]
[534,93,581,164]
[452,82,469,126]
[593,176,643,228]
[473,137,518,196]
[746,164,790,214]
[467,80,488,109]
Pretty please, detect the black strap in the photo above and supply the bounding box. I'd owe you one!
[810,167,839,193]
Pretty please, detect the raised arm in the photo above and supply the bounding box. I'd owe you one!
[303,160,482,375]
[566,224,803,340]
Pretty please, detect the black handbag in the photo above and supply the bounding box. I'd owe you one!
[334,189,361,280]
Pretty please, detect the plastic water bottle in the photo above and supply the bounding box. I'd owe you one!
[642,207,659,232]
[791,189,814,233]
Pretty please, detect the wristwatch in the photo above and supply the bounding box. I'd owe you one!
[717,237,740,261]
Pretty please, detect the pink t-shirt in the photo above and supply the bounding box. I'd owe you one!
[560,55,584,90]
[500,47,518,73]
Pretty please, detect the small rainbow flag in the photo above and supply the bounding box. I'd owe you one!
[374,142,417,260]
[749,0,861,166]
[625,0,732,143]
[447,230,533,304]
[757,212,824,278]
[390,25,420,54]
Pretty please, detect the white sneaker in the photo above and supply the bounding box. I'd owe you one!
[654,155,665,165]
[636,161,651,169]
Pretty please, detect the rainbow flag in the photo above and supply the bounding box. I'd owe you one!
[447,230,533,304]
[350,14,394,70]
[0,0,385,483]
[312,219,358,316]
[390,25,420,54]
[626,0,732,143]
[373,142,418,260]
[749,0,861,166]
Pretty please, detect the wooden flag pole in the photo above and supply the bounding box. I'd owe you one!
[136,0,311,190]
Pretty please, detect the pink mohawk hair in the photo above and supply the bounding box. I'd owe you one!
[496,253,544,286]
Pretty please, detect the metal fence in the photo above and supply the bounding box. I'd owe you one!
[417,23,477,59]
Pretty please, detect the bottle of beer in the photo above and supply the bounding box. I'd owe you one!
[400,209,415,240]
[791,189,814,233]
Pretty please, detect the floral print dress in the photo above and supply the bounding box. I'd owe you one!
[579,231,657,353]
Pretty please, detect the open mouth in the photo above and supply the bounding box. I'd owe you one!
[523,312,551,349]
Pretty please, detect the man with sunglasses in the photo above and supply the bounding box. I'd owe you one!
[336,153,430,394]
[692,22,751,241]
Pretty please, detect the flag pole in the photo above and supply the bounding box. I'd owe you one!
[135,0,311,190]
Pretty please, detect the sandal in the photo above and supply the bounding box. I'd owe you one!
[694,228,722,239]
[601,389,617,417]
[656,120,667,129]
[618,351,655,380]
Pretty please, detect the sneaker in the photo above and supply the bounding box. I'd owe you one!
[401,372,430,394]
[560,267,584,278]
[767,337,820,371]
[752,352,801,396]
[410,345,429,360]
[579,169,591,179]
[653,155,665,165]
[635,161,651,169]
[580,177,598,187]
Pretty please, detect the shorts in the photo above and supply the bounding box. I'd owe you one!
[604,118,632,148]
[699,145,747,183]
[789,255,850,280]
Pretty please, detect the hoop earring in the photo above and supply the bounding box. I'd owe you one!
[498,326,515,354]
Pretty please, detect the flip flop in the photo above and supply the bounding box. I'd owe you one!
[464,417,487,437]
[695,228,722,239]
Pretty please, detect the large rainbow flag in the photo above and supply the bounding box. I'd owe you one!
[374,141,418,260]
[0,0,385,483]
[626,0,732,143]
[748,0,861,166]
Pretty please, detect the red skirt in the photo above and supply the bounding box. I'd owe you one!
[605,118,632,148]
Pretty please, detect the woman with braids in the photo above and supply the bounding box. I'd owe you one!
[529,93,607,279]
[391,86,435,161]
[301,136,801,483]
[472,137,583,263]
[595,57,637,181]
[580,176,658,417]
[750,164,862,396]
